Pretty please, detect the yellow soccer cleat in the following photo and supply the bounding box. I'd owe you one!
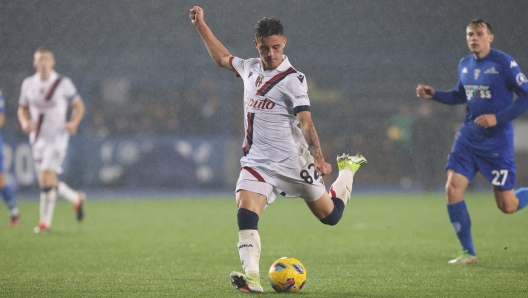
[448,251,478,264]
[337,153,367,172]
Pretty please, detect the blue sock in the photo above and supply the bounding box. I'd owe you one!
[320,197,345,226]
[237,208,259,230]
[1,185,16,211]
[447,201,475,256]
[515,188,528,211]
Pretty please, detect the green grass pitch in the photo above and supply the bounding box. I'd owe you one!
[1,193,527,297]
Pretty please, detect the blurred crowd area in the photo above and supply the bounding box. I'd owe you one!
[89,78,223,138]
[84,71,462,189]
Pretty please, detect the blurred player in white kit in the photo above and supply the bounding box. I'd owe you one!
[190,6,367,293]
[18,47,86,233]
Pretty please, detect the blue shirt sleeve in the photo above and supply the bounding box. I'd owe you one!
[495,59,528,125]
[432,79,467,105]
[432,59,467,105]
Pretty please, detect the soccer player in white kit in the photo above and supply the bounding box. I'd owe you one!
[17,47,86,233]
[190,6,367,293]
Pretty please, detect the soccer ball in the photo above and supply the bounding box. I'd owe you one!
[268,257,307,293]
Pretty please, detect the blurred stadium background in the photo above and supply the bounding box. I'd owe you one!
[1,0,528,196]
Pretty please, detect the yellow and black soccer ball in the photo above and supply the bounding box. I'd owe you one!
[268,257,307,293]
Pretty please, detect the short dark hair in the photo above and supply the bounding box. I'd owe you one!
[469,18,493,34]
[255,17,284,40]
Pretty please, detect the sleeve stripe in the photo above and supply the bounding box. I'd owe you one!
[229,56,240,77]
[293,105,310,115]
[67,93,79,102]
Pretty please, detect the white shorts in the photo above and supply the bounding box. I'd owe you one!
[236,151,326,205]
[32,133,69,174]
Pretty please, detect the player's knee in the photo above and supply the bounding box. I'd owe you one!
[445,182,463,202]
[445,182,455,196]
[498,203,517,214]
[320,198,344,226]
[39,170,57,188]
[494,190,518,214]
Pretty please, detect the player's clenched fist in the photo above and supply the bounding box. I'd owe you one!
[316,161,332,176]
[65,122,79,135]
[474,114,497,129]
[416,84,435,99]
[189,6,204,26]
[21,121,34,134]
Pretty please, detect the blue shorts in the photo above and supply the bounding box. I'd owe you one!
[446,138,516,190]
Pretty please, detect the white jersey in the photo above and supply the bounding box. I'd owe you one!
[229,55,311,162]
[19,71,78,144]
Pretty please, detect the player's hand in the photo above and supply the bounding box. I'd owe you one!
[315,160,332,176]
[416,84,435,99]
[189,6,204,26]
[65,122,79,135]
[21,121,34,134]
[474,114,497,128]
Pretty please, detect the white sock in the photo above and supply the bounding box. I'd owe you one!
[329,168,354,205]
[10,207,19,217]
[57,181,79,204]
[237,229,261,279]
[40,188,57,227]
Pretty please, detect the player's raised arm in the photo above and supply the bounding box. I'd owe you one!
[297,111,332,176]
[189,6,234,71]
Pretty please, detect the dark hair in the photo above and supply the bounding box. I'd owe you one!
[255,17,284,40]
[469,18,493,33]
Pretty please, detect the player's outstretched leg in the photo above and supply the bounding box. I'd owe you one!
[232,207,263,293]
[330,153,367,204]
[447,200,477,264]
[319,154,366,226]
[57,181,85,221]
[1,185,19,227]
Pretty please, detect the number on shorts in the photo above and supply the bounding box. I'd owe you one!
[491,169,508,186]
[300,163,320,184]
[307,163,320,180]
[300,170,313,184]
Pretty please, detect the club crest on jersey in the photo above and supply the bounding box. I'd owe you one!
[474,69,480,80]
[255,74,264,88]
